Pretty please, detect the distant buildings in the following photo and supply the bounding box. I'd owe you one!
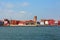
[0,16,60,26]
[40,19,55,26]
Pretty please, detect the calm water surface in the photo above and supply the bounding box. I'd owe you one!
[0,26,60,40]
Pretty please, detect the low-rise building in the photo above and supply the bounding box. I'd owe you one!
[40,19,55,26]
[58,20,60,26]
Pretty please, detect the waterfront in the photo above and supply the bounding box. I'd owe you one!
[1,16,60,26]
[0,26,60,40]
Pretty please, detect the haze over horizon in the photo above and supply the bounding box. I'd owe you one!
[0,0,60,20]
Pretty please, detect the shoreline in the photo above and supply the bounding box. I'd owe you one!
[0,25,60,27]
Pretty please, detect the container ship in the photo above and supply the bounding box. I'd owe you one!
[0,16,60,27]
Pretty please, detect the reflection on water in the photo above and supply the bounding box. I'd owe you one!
[0,26,60,40]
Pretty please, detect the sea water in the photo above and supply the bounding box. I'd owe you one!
[0,26,60,40]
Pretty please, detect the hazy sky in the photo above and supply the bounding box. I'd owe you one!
[0,0,60,20]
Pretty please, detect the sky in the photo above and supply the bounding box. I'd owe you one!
[0,0,60,20]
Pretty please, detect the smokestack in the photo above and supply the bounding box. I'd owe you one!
[33,16,37,22]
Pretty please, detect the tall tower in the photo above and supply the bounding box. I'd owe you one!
[33,16,37,22]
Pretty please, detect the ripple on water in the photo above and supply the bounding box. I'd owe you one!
[0,26,60,40]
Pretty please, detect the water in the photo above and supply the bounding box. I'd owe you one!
[0,26,60,40]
